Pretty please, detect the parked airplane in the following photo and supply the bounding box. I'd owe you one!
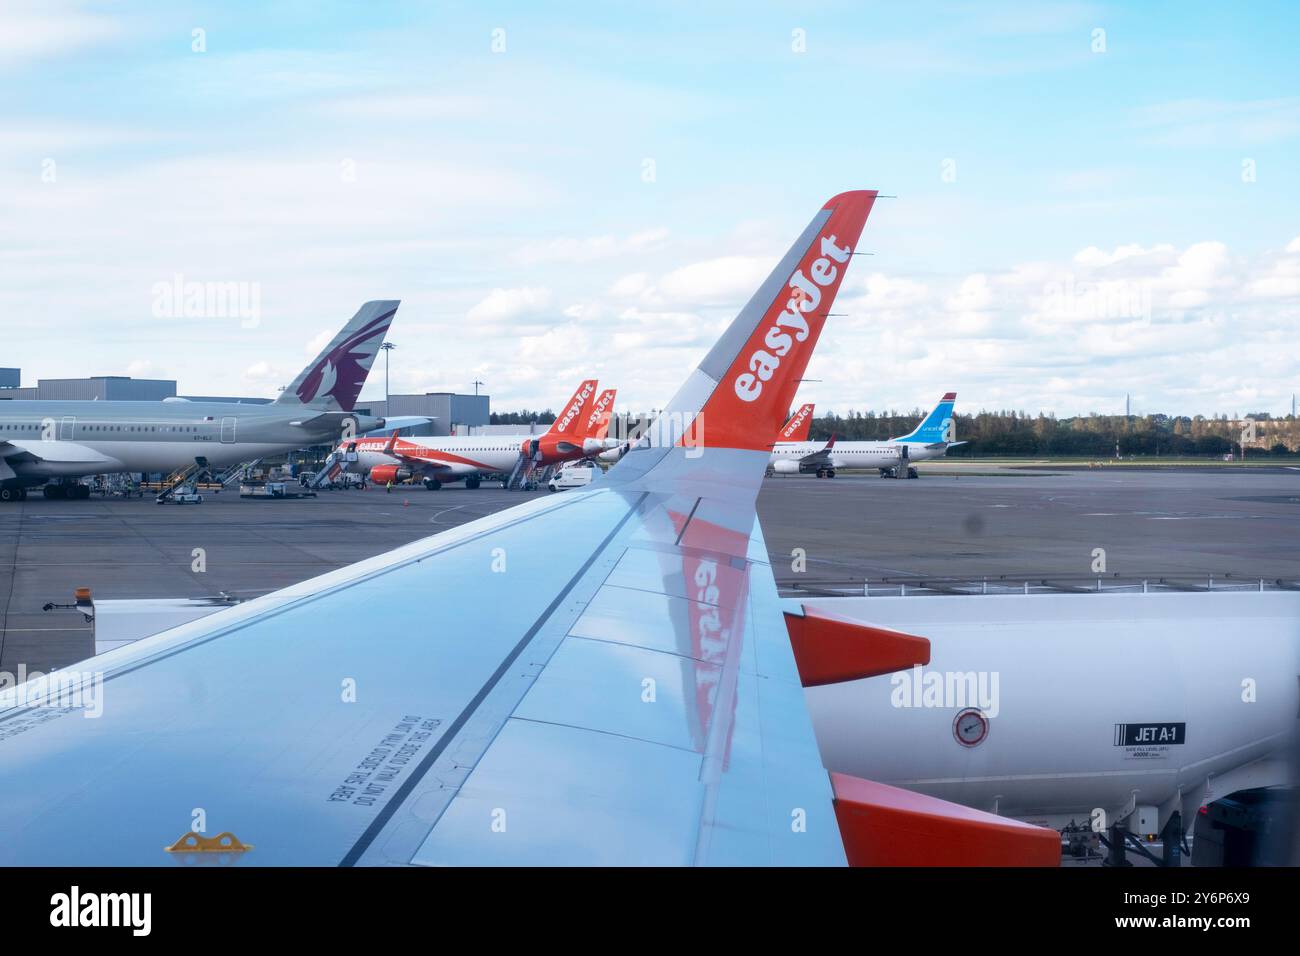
[344,379,617,490]
[0,190,1059,866]
[0,301,399,500]
[767,392,960,479]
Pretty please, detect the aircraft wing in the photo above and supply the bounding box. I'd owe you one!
[911,440,966,452]
[387,446,481,476]
[0,191,1055,867]
[0,438,115,466]
[794,434,837,467]
[368,416,435,432]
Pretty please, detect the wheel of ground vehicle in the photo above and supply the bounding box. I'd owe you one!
[524,481,537,491]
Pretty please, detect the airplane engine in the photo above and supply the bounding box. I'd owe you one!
[772,460,801,474]
[368,464,409,485]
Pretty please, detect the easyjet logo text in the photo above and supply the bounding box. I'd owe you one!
[556,382,596,433]
[782,404,813,438]
[734,234,852,403]
[586,390,615,429]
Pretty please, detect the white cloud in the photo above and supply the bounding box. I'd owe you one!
[0,1,120,67]
[1131,97,1300,146]
[945,274,993,312]
[467,287,553,325]
[656,255,772,305]
[609,272,651,297]
[512,228,669,266]
[244,361,284,387]
[319,93,495,119]
[303,330,334,358]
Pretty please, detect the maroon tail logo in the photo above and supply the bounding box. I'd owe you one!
[295,310,394,408]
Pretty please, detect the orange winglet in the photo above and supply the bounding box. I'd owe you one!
[831,773,1060,867]
[783,608,929,686]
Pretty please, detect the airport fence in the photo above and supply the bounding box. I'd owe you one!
[776,572,1300,599]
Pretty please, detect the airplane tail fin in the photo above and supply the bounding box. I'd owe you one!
[779,403,816,442]
[583,388,617,440]
[276,300,399,411]
[630,191,877,450]
[544,380,598,438]
[894,392,957,444]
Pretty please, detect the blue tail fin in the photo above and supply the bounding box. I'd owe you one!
[893,392,957,444]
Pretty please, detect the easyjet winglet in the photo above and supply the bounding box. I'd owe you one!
[779,403,815,442]
[685,190,877,451]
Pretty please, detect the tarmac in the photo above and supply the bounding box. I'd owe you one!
[2,465,1298,673]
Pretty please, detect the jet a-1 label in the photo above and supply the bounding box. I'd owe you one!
[1114,722,1185,759]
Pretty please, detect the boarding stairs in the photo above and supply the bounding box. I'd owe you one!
[155,457,212,503]
[216,459,262,488]
[308,448,362,489]
[505,455,555,490]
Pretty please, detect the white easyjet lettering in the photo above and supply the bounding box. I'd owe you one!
[586,391,614,428]
[783,405,811,437]
[734,233,851,402]
[556,382,596,432]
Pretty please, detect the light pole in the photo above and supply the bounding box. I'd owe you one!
[379,341,395,411]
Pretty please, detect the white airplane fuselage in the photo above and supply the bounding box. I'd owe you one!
[768,439,947,474]
[347,435,526,481]
[0,400,382,486]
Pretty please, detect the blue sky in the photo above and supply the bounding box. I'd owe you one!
[2,1,1298,417]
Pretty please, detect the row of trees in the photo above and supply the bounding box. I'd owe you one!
[489,406,1298,456]
[489,409,555,425]
[808,410,1299,457]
